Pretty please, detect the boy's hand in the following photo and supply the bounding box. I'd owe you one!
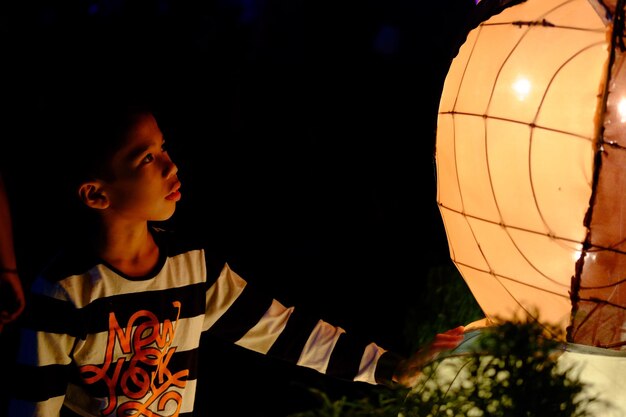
[393,325,465,387]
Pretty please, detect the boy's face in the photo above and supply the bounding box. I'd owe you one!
[99,112,181,223]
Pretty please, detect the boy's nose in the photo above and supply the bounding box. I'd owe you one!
[164,157,178,178]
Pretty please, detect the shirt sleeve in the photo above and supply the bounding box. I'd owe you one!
[203,263,404,385]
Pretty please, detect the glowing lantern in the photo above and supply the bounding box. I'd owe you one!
[436,0,626,349]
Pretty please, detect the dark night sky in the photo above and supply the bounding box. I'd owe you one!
[1,0,483,414]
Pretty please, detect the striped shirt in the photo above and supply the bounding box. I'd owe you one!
[8,227,401,417]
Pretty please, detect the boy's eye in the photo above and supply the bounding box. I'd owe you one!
[142,153,155,164]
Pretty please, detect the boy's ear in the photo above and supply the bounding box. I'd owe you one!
[78,181,110,209]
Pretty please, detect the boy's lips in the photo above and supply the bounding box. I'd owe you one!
[166,183,181,201]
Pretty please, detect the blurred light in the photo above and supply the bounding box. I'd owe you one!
[618,97,626,123]
[512,77,531,101]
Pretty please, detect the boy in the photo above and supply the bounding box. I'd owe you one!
[8,92,464,417]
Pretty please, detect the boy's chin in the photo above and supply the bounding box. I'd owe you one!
[153,209,177,222]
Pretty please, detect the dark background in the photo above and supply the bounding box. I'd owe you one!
[1,1,487,415]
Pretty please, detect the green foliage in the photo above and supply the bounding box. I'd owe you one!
[288,316,608,417]
[287,388,409,417]
[403,262,483,351]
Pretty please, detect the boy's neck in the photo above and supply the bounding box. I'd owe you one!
[95,223,160,277]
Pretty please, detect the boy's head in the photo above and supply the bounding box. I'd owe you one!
[46,86,180,235]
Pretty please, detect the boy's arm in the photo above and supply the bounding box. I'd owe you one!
[204,263,464,386]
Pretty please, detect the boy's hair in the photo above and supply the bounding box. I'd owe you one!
[69,99,153,184]
[61,89,156,184]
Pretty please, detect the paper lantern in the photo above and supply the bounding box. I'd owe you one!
[436,0,626,349]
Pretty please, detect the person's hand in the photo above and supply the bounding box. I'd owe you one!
[0,270,25,332]
[393,325,465,387]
